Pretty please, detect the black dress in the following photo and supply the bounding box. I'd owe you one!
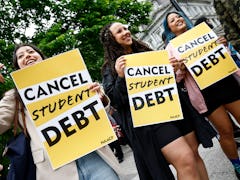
[201,75,240,116]
[102,67,175,180]
[102,67,217,180]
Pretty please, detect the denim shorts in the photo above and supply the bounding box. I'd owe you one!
[76,151,119,180]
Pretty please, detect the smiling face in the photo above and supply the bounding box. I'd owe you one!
[109,22,133,51]
[167,13,187,36]
[15,46,43,69]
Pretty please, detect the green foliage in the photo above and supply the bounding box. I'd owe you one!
[0,0,55,42]
[30,0,152,80]
[0,79,14,177]
[0,41,15,70]
[0,77,15,98]
[0,129,13,177]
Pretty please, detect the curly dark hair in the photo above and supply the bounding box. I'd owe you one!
[100,22,152,77]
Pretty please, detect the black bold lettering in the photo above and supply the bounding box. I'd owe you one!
[83,101,100,120]
[60,77,70,89]
[132,97,144,110]
[127,68,134,76]
[41,127,61,147]
[190,65,203,77]
[78,73,88,84]
[178,46,184,53]
[208,54,219,65]
[200,59,211,70]
[196,37,204,44]
[135,68,142,76]
[151,67,158,75]
[24,88,35,101]
[215,47,225,59]
[59,117,76,137]
[154,91,165,104]
[72,110,89,129]
[47,80,59,94]
[69,74,79,86]
[164,87,174,101]
[164,66,171,74]
[37,86,48,98]
[145,93,155,107]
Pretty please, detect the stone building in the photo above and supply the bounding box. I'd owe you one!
[136,0,224,50]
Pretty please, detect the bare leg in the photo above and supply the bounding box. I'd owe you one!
[225,100,240,125]
[161,136,201,180]
[184,132,209,180]
[207,105,238,159]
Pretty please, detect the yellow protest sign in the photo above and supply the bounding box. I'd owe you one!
[11,49,117,169]
[125,50,183,127]
[170,22,238,89]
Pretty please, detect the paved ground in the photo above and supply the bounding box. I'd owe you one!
[118,144,139,180]
[119,137,239,180]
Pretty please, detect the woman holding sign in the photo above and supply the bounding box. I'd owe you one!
[100,22,214,180]
[0,44,125,180]
[163,11,240,179]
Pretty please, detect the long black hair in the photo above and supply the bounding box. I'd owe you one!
[12,43,46,136]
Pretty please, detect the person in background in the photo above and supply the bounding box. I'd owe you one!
[163,11,240,179]
[214,0,240,52]
[194,14,240,146]
[100,22,215,180]
[0,44,125,180]
[107,106,124,163]
[107,113,124,163]
[109,106,130,146]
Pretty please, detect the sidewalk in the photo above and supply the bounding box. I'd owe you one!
[119,137,239,180]
[118,145,139,180]
[198,138,238,180]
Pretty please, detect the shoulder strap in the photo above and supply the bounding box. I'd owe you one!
[13,97,27,136]
[13,97,19,136]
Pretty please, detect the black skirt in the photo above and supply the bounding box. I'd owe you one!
[201,74,240,116]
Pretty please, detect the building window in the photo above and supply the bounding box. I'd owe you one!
[152,27,162,42]
[147,38,153,49]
